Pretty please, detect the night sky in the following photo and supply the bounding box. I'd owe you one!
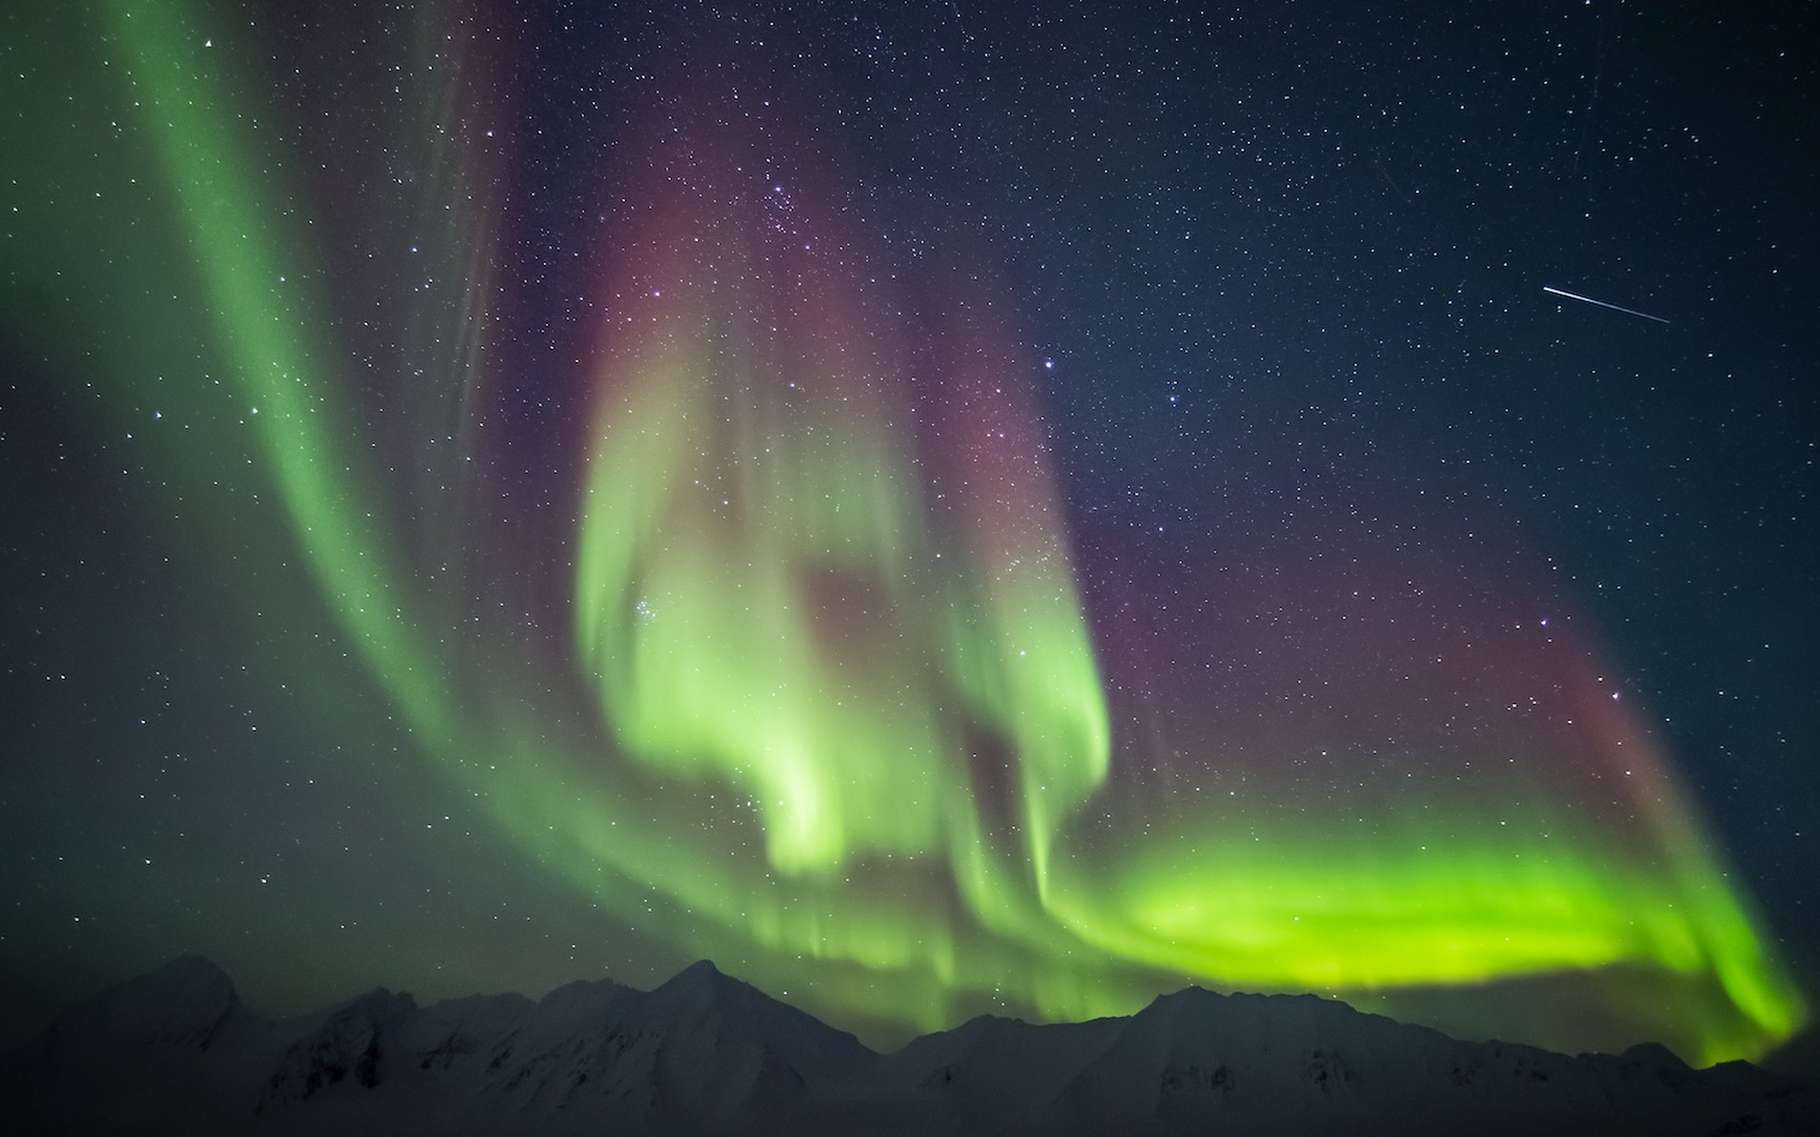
[2,0,1816,1068]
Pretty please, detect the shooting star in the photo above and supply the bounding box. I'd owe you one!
[1542,285,1670,325]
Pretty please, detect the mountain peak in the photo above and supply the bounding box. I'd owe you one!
[22,954,245,1067]
[151,954,233,983]
[1147,983,1222,1006]
[1623,1041,1690,1068]
[537,975,631,1009]
[656,958,740,1000]
[123,954,238,1010]
[675,958,723,980]
[97,954,240,1033]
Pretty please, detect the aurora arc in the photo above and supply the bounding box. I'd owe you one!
[43,0,1806,1067]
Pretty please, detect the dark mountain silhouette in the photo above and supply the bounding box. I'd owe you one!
[4,956,1814,1135]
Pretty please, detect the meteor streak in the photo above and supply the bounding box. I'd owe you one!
[1543,285,1670,324]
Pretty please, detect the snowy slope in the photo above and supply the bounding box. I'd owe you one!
[5,958,1814,1135]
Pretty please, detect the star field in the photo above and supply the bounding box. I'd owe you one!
[1,0,1815,1067]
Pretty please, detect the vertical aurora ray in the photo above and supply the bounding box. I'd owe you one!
[568,141,1111,967]
[95,0,456,745]
[25,0,1802,1066]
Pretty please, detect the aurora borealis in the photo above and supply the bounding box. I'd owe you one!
[4,0,1816,1071]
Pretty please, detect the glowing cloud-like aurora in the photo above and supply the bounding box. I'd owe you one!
[25,0,1803,1068]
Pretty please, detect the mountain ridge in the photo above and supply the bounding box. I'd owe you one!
[5,956,1814,1135]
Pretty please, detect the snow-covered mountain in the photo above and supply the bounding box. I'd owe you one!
[887,986,1814,1135]
[5,957,1813,1135]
